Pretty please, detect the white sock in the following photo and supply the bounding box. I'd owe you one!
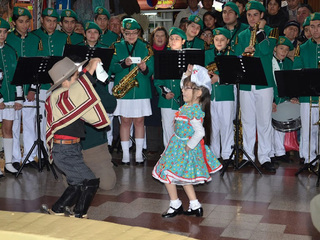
[135,138,144,162]
[121,141,130,163]
[189,199,201,210]
[4,138,18,173]
[167,199,182,213]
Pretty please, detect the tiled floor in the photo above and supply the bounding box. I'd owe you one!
[1,150,320,240]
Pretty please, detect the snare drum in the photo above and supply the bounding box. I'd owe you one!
[272,101,301,132]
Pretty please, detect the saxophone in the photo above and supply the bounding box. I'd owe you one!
[206,62,218,72]
[112,45,153,99]
[242,22,259,57]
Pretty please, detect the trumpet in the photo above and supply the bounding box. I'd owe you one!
[242,23,259,57]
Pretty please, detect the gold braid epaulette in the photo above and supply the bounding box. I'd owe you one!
[67,35,71,45]
[109,42,117,55]
[269,27,279,40]
[294,45,300,57]
[38,39,43,51]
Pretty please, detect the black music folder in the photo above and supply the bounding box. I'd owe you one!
[215,55,268,86]
[275,69,320,98]
[154,49,204,79]
[63,44,114,71]
[12,56,64,85]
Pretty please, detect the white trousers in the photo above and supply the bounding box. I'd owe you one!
[271,128,286,157]
[161,108,177,147]
[240,87,273,164]
[300,102,318,162]
[12,99,37,162]
[210,100,234,159]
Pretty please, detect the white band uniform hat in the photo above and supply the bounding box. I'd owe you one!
[47,57,88,93]
[181,65,212,94]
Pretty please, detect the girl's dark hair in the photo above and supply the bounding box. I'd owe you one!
[149,26,169,46]
[183,76,212,145]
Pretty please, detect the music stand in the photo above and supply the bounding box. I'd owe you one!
[63,45,114,72]
[275,68,320,186]
[214,55,268,176]
[154,49,205,79]
[11,56,63,178]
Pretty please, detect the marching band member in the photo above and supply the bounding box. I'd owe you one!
[205,28,235,164]
[109,18,154,165]
[184,15,205,49]
[154,27,186,147]
[59,9,84,45]
[7,7,41,170]
[0,18,23,175]
[235,1,278,172]
[293,12,320,167]
[271,36,294,162]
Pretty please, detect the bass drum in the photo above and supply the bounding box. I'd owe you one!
[272,101,301,132]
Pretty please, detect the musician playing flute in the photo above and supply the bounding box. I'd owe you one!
[271,36,293,163]
[235,1,278,172]
[109,18,154,165]
[292,12,320,167]
[0,18,23,176]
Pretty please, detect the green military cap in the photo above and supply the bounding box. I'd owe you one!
[310,12,320,22]
[188,15,204,30]
[122,18,141,30]
[94,6,110,19]
[213,27,231,39]
[61,9,78,21]
[276,36,294,51]
[245,1,266,12]
[224,2,240,16]
[169,27,187,40]
[85,21,102,34]
[0,18,10,30]
[303,16,311,27]
[42,8,60,20]
[13,7,32,19]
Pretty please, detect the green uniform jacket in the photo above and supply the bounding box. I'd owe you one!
[273,56,293,104]
[184,37,205,49]
[205,48,235,101]
[224,21,249,52]
[293,38,320,103]
[77,41,109,49]
[6,30,41,94]
[236,25,277,91]
[60,30,84,45]
[100,30,119,47]
[154,77,181,110]
[0,44,17,102]
[109,38,154,99]
[31,28,68,90]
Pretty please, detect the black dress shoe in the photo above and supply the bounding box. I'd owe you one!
[261,162,276,173]
[0,173,4,178]
[162,205,183,218]
[12,162,21,171]
[184,207,203,217]
[276,155,291,163]
[121,162,130,166]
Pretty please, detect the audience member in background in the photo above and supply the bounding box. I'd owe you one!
[296,4,313,28]
[201,0,214,12]
[184,15,205,49]
[283,20,300,60]
[265,0,288,35]
[203,11,218,30]
[179,17,189,32]
[173,0,207,28]
[282,0,300,21]
[74,22,85,35]
[108,16,122,36]
[200,28,214,49]
[233,0,248,24]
